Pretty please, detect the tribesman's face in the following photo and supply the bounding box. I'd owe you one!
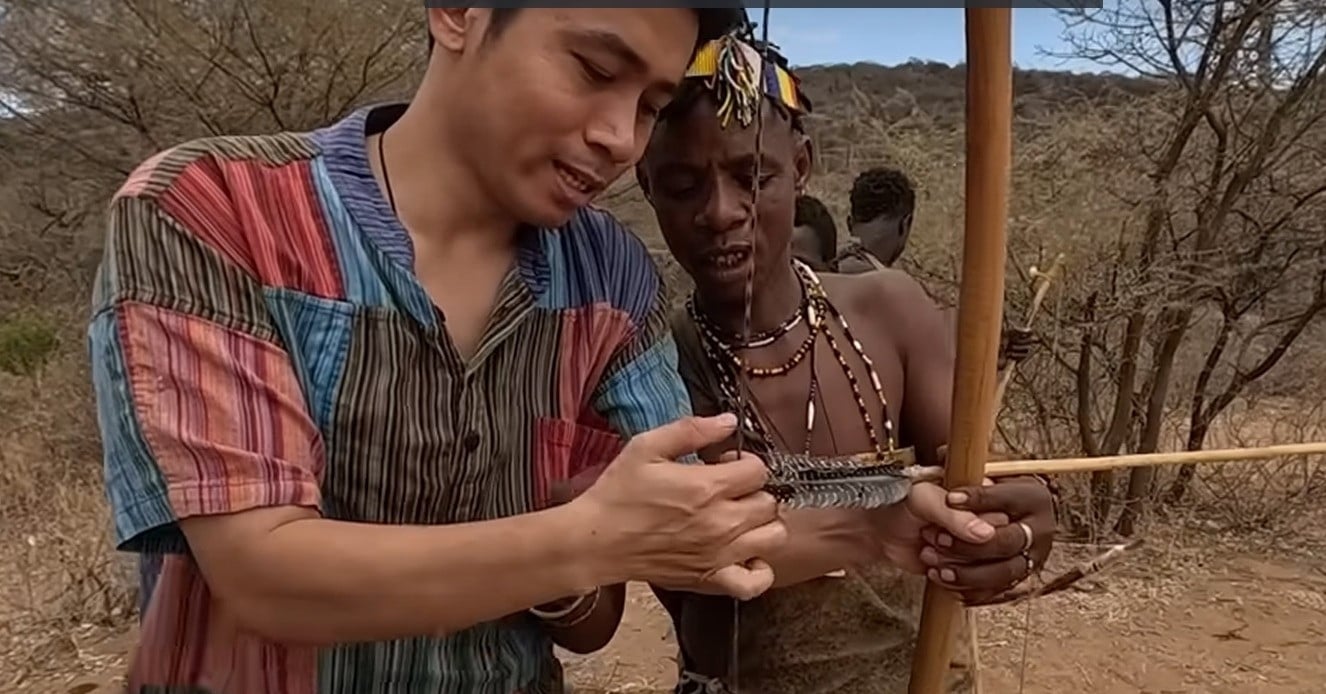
[639,96,811,305]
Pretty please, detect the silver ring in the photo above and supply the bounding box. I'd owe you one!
[1017,521,1034,553]
[1023,551,1036,576]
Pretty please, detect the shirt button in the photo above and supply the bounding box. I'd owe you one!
[462,431,481,452]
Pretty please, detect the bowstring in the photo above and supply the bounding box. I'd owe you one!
[730,4,774,692]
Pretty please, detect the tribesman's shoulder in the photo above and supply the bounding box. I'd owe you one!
[820,267,949,346]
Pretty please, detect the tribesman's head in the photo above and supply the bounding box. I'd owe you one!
[638,32,813,305]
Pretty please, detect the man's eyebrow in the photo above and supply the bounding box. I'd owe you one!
[559,27,679,92]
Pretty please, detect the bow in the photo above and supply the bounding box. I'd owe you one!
[907,8,1013,693]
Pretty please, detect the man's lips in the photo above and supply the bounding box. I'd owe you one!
[553,161,606,197]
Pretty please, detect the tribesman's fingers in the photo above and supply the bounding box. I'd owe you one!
[926,554,1031,595]
[906,482,996,545]
[945,475,1052,518]
[920,519,1028,565]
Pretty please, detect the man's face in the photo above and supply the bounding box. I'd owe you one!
[850,213,912,267]
[640,97,810,305]
[431,8,699,228]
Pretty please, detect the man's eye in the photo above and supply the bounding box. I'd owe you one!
[576,56,613,84]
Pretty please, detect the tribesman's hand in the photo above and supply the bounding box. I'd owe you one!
[918,474,1056,605]
[997,327,1036,370]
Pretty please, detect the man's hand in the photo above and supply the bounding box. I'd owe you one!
[568,414,787,602]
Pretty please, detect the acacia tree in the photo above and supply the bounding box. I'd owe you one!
[0,0,427,308]
[1047,0,1326,534]
[0,0,424,178]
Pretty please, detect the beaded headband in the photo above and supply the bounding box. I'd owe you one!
[684,33,808,129]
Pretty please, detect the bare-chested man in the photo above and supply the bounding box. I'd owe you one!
[637,34,1059,693]
[838,166,1034,369]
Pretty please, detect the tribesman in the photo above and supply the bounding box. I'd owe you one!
[637,32,1060,694]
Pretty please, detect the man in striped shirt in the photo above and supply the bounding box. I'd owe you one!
[89,8,789,693]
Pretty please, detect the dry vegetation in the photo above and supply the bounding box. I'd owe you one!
[1,1,1325,692]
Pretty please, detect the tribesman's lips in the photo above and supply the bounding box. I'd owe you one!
[697,243,754,283]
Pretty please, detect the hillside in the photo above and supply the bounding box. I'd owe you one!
[795,59,1160,122]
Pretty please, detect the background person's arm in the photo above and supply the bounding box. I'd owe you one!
[92,186,614,646]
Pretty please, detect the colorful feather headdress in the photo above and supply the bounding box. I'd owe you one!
[684,33,809,129]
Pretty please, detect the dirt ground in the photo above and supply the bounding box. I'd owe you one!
[8,527,1326,694]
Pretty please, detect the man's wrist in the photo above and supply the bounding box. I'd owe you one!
[546,496,618,592]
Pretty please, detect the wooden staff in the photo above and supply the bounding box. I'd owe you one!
[908,8,1013,694]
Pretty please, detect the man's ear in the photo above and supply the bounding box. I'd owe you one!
[428,8,483,53]
[899,212,914,237]
[635,163,654,204]
[793,133,814,191]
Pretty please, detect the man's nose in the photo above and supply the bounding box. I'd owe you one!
[697,177,751,233]
[584,101,643,166]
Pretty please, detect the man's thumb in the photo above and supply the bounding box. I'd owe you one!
[631,413,738,461]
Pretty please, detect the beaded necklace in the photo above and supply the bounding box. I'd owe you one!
[688,259,897,461]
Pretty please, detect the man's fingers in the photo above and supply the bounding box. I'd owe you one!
[630,414,739,461]
[699,453,771,498]
[706,561,776,601]
[907,482,996,544]
[716,517,788,567]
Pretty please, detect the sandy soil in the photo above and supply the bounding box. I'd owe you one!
[9,529,1326,694]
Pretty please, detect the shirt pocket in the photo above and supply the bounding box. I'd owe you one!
[532,417,624,509]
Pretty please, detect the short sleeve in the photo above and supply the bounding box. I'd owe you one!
[590,276,694,443]
[90,189,323,554]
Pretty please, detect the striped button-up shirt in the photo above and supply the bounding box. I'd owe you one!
[89,103,692,693]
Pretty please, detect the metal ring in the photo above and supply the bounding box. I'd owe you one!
[1022,550,1036,577]
[1017,521,1034,553]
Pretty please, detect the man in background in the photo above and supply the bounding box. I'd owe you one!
[837,165,1034,368]
[790,193,839,272]
[835,166,914,273]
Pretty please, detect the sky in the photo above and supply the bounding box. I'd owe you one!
[747,7,1111,73]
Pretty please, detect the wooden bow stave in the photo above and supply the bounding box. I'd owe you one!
[907,8,1014,694]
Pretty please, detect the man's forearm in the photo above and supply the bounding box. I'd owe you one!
[764,509,882,588]
[189,502,615,645]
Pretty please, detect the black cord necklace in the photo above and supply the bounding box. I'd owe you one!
[377,128,399,216]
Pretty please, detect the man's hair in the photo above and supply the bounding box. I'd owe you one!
[794,194,837,261]
[426,7,746,54]
[657,38,809,133]
[849,167,916,223]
